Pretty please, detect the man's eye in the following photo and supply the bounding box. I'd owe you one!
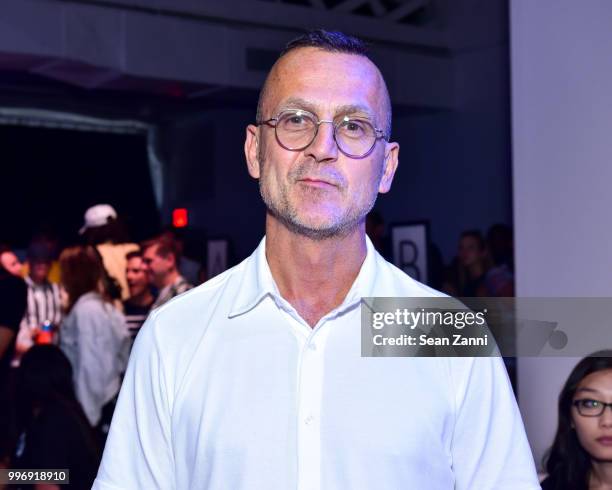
[286,115,311,126]
[281,114,313,132]
[339,120,367,138]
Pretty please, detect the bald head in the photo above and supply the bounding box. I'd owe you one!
[256,30,392,138]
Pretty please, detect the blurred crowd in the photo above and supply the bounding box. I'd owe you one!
[0,205,516,488]
[0,204,202,488]
[441,224,515,297]
[2,205,611,490]
[366,211,515,298]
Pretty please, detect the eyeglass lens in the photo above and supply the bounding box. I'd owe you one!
[574,399,612,416]
[275,111,377,157]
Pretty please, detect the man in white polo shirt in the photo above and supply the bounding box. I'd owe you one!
[94,30,540,490]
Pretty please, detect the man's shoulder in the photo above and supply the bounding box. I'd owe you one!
[0,273,27,329]
[132,260,249,364]
[0,272,26,294]
[149,259,247,324]
[97,242,138,253]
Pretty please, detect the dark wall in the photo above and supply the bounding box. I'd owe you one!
[159,108,266,263]
[0,125,159,248]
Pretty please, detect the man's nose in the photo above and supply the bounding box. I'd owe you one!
[305,121,338,163]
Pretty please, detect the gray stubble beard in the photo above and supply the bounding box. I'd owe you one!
[257,152,383,242]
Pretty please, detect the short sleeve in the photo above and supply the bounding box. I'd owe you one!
[449,357,541,489]
[92,312,174,490]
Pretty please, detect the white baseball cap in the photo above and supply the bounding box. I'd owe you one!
[79,204,118,235]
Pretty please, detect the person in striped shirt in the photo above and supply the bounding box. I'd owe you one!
[13,242,62,366]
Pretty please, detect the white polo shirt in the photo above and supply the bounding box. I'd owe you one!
[93,237,540,490]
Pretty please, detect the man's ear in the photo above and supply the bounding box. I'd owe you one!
[245,125,261,179]
[378,142,399,194]
[168,254,177,270]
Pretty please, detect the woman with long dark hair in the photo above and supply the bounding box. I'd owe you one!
[12,344,100,489]
[542,351,612,489]
[58,245,130,434]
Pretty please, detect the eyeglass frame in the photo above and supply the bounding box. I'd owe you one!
[572,398,612,417]
[256,109,389,159]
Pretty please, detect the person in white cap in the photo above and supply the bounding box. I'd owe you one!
[79,204,138,301]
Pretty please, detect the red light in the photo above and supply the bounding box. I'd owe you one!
[173,208,188,228]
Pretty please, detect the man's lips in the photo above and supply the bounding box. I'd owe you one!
[298,177,338,188]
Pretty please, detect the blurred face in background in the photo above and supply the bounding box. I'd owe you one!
[571,369,612,462]
[126,256,149,298]
[458,235,485,268]
[142,244,174,289]
[1,251,23,276]
[29,260,52,284]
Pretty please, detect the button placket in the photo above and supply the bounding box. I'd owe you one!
[296,325,329,490]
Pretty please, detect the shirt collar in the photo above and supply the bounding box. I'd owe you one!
[159,274,186,294]
[228,235,380,319]
[171,275,188,290]
[228,237,277,318]
[25,275,50,289]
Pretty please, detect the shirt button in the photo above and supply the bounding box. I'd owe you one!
[304,415,315,425]
[308,342,317,351]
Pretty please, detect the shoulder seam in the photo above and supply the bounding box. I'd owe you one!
[152,260,245,315]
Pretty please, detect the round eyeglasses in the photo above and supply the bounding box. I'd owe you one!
[573,398,612,417]
[257,109,388,159]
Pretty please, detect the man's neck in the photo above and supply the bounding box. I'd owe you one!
[468,262,484,279]
[159,270,180,290]
[28,275,47,286]
[591,461,612,489]
[265,217,367,328]
[129,290,154,308]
